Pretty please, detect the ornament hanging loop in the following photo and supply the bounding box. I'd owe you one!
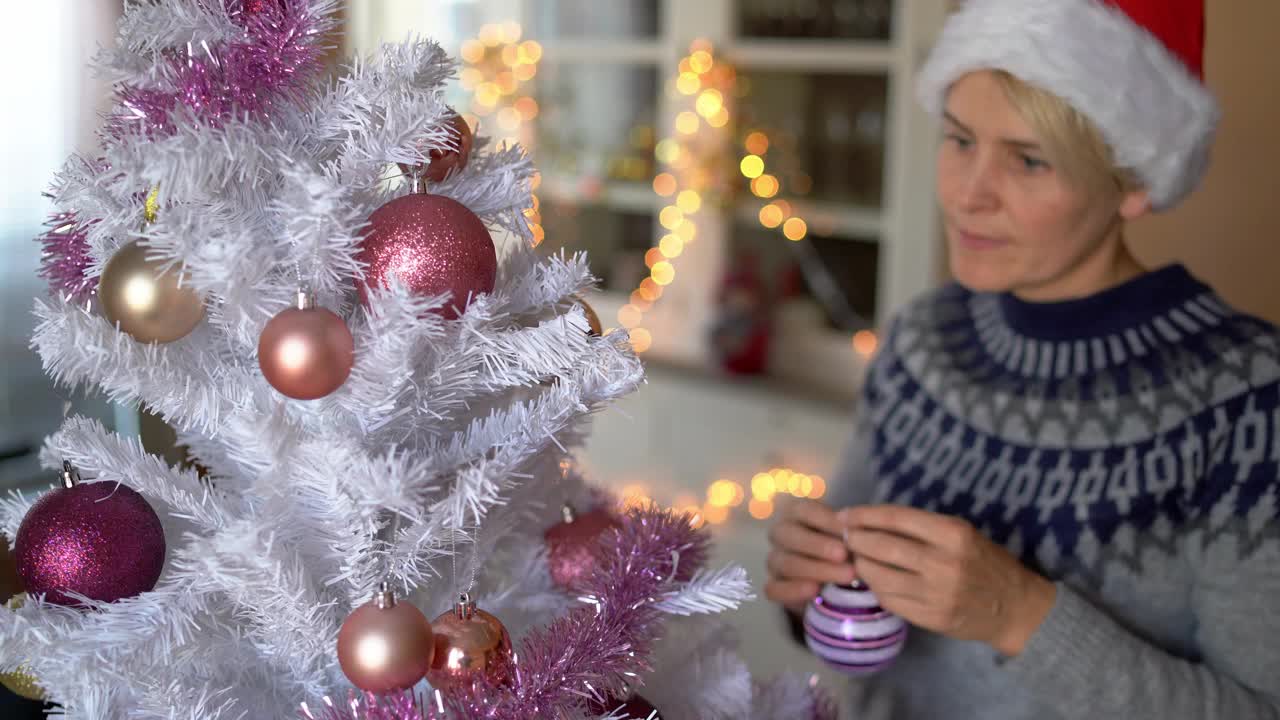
[407,169,428,196]
[374,581,396,609]
[561,503,576,524]
[455,592,475,620]
[296,289,315,310]
[59,460,80,488]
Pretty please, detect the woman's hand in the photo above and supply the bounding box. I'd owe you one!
[765,498,858,614]
[844,504,1056,657]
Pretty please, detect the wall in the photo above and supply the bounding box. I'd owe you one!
[1128,3,1280,324]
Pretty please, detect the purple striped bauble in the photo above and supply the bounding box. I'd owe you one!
[803,581,906,676]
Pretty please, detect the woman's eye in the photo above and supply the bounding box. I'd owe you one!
[1020,154,1049,171]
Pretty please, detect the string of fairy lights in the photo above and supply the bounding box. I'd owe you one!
[613,40,734,354]
[457,22,546,246]
[460,31,850,522]
[737,136,881,357]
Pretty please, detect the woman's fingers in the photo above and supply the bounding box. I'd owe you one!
[768,549,858,586]
[764,578,821,614]
[769,521,849,564]
[782,498,847,537]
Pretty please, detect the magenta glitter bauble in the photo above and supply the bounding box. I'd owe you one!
[544,505,620,590]
[15,479,165,606]
[357,193,496,320]
[803,581,906,676]
[588,694,663,719]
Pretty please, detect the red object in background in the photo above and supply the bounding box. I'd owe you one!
[708,254,772,375]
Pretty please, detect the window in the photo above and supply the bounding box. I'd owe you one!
[346,1,948,399]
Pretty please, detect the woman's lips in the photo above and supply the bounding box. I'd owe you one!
[954,229,1007,251]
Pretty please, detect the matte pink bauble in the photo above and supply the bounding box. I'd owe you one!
[337,583,435,694]
[357,193,496,320]
[15,463,165,606]
[258,294,354,400]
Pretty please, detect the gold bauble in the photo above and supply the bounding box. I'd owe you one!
[1,594,44,702]
[0,666,44,702]
[98,240,204,343]
[573,295,603,337]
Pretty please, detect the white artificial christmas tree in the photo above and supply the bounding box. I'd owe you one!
[0,2,838,718]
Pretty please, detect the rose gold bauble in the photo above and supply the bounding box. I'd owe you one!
[544,505,620,589]
[357,193,496,320]
[426,593,513,692]
[258,294,354,400]
[398,112,474,183]
[98,240,204,343]
[336,583,435,694]
[573,295,603,337]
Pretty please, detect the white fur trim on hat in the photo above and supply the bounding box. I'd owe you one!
[915,0,1220,210]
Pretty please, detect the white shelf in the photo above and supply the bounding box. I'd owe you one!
[586,289,866,402]
[539,175,660,214]
[727,39,895,73]
[735,197,883,240]
[537,40,665,65]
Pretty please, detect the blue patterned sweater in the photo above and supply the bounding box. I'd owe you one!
[828,264,1280,719]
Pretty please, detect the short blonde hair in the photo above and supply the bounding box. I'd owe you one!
[991,70,1142,197]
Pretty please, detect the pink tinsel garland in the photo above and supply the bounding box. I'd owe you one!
[113,0,332,136]
[37,211,97,301]
[303,505,839,720]
[39,0,332,299]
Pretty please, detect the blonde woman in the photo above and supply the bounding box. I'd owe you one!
[766,1,1280,717]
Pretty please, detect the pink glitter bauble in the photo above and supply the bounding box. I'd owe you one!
[15,481,165,606]
[357,194,496,320]
[544,506,620,590]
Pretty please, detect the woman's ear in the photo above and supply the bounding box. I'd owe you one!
[1119,187,1152,221]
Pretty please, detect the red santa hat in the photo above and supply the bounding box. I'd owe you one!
[916,0,1220,210]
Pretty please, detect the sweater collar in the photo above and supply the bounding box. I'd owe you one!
[993,263,1210,342]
